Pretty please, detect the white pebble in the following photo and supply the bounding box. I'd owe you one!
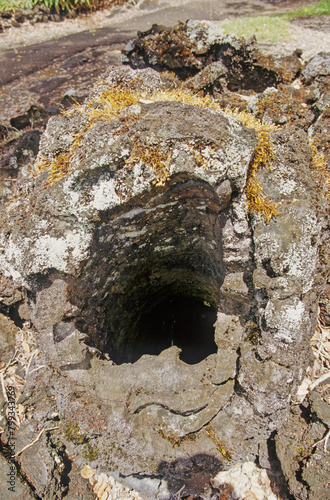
[250,484,267,499]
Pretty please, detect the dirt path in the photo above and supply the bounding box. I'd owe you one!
[0,0,310,51]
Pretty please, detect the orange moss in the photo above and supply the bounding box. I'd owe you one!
[125,143,171,187]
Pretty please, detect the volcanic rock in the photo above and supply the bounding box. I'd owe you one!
[123,20,302,92]
[0,25,329,500]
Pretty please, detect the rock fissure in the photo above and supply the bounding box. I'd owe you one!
[132,402,208,416]
[46,434,73,497]
[210,375,236,387]
[0,447,41,499]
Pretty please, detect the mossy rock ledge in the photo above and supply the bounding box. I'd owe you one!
[0,61,328,499]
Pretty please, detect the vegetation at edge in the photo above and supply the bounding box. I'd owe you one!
[0,0,106,13]
[222,0,330,42]
[278,0,330,20]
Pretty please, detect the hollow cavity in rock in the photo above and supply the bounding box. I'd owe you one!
[71,178,224,365]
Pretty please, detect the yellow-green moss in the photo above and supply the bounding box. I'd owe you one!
[65,422,85,444]
[158,429,197,448]
[206,426,232,461]
[82,441,98,461]
[125,143,171,187]
[224,108,279,223]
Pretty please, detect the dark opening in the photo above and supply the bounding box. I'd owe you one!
[71,178,225,367]
[111,294,218,365]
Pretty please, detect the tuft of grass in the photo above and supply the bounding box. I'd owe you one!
[86,87,141,122]
[222,1,330,42]
[279,0,330,20]
[222,16,290,42]
[224,107,279,223]
[0,0,34,11]
[47,151,72,185]
[126,143,171,187]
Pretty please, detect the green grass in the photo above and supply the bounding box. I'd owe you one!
[222,15,290,42]
[279,0,330,20]
[222,0,330,42]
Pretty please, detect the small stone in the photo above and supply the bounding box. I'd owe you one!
[259,469,270,488]
[10,114,31,130]
[302,52,330,83]
[18,302,32,321]
[242,461,256,476]
[250,484,267,499]
[243,492,258,500]
[80,465,96,479]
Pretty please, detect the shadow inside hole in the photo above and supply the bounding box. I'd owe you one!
[124,295,218,365]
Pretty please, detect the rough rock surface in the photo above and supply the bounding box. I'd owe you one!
[276,392,330,500]
[0,314,17,364]
[123,22,330,168]
[0,127,43,204]
[0,453,35,499]
[0,21,329,500]
[123,20,302,91]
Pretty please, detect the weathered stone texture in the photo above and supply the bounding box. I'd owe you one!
[123,20,302,92]
[0,22,329,500]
